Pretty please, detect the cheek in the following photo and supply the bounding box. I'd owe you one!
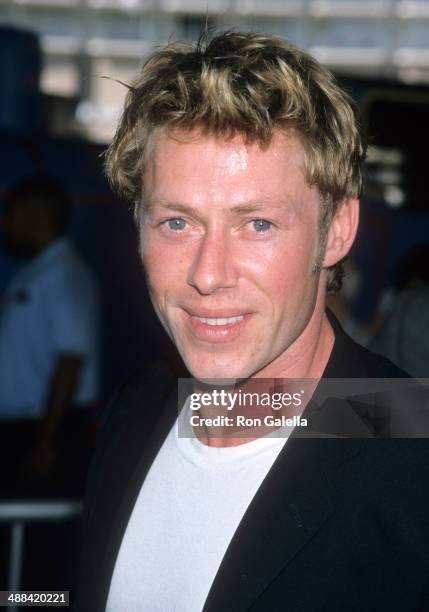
[142,232,194,315]
[238,231,318,295]
[141,229,170,286]
[141,248,170,312]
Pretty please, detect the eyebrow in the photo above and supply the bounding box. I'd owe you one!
[143,196,291,216]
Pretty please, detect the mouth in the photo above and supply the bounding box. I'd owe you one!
[182,309,252,343]
[195,315,244,326]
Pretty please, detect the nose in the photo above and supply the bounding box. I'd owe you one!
[187,230,238,295]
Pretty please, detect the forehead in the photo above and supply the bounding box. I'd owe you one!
[143,129,313,208]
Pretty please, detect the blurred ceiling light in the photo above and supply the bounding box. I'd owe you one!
[384,185,405,208]
[374,169,403,185]
[75,100,97,126]
[398,66,429,84]
[394,48,429,67]
[310,46,388,66]
[119,0,141,8]
[366,146,404,165]
[309,0,389,18]
[88,0,141,8]
[396,1,429,19]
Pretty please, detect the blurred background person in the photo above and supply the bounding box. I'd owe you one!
[326,256,371,346]
[369,244,429,377]
[0,178,100,497]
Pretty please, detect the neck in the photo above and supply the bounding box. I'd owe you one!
[256,308,334,380]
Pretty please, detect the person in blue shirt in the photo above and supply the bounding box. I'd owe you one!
[0,178,99,496]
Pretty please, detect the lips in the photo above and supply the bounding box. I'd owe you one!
[195,315,244,326]
[184,307,250,318]
[182,308,252,343]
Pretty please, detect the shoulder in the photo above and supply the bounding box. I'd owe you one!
[98,359,177,441]
[354,439,429,541]
[351,340,409,378]
[326,309,410,379]
[87,360,177,472]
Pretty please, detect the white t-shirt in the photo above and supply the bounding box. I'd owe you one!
[106,408,292,612]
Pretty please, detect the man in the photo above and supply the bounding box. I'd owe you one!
[76,31,429,611]
[0,178,99,495]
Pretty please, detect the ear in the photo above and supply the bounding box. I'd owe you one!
[323,197,359,268]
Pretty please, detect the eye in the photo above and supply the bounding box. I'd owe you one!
[163,218,187,231]
[249,219,273,232]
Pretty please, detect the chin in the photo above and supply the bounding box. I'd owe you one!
[183,357,253,384]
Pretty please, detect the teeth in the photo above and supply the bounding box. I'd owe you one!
[196,316,244,326]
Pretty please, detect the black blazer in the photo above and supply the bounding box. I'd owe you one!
[75,316,429,611]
